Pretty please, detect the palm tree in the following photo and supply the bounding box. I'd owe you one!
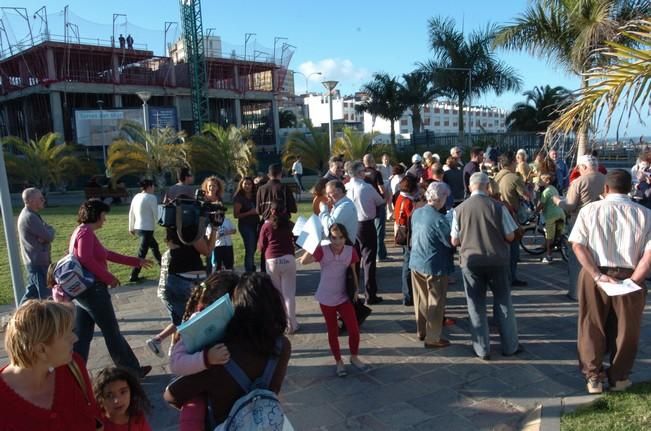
[420,17,522,144]
[548,19,651,140]
[3,132,92,192]
[189,123,257,183]
[506,85,572,132]
[107,121,189,189]
[356,73,407,146]
[282,123,330,174]
[494,0,651,155]
[399,71,440,133]
[333,127,380,160]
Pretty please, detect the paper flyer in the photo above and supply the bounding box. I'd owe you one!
[295,214,323,254]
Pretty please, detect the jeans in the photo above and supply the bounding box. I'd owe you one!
[375,205,387,260]
[402,247,412,303]
[567,245,580,300]
[130,230,162,280]
[161,273,201,326]
[211,246,234,271]
[239,223,258,272]
[294,174,304,192]
[509,239,520,281]
[20,264,49,304]
[73,281,141,373]
[461,265,519,357]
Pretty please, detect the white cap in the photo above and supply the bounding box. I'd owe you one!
[412,154,423,163]
[577,154,598,166]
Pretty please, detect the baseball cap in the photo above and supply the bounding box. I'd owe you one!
[469,172,490,186]
[412,154,423,163]
[577,155,597,166]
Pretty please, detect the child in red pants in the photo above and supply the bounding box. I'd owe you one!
[300,223,369,377]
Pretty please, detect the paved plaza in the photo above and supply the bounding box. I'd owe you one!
[2,239,650,430]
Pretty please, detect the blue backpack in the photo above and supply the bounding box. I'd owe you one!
[215,339,286,431]
[53,253,95,298]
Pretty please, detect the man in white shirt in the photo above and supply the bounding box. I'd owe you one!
[346,160,385,304]
[291,155,305,192]
[129,179,161,282]
[568,169,651,394]
[319,180,358,241]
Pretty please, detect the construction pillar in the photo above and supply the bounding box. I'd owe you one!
[233,64,240,91]
[46,47,57,80]
[234,98,242,127]
[113,94,123,108]
[271,98,280,153]
[49,92,65,138]
[112,53,120,84]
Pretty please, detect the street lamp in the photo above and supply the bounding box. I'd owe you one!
[97,100,107,169]
[136,91,152,152]
[322,80,338,154]
[294,71,322,94]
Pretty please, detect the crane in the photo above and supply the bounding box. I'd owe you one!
[179,0,209,133]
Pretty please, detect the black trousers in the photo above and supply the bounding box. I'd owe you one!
[356,220,378,299]
[130,230,161,279]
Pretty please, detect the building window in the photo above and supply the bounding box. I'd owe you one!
[400,128,409,134]
[444,109,449,114]
[424,106,430,113]
[453,109,458,115]
[434,121,440,126]
[444,121,449,126]
[400,119,408,126]
[434,108,440,113]
[453,122,457,127]
[424,118,430,126]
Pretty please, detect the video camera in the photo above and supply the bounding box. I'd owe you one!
[159,189,226,230]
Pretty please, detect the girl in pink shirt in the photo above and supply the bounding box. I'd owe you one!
[168,271,239,431]
[300,223,369,377]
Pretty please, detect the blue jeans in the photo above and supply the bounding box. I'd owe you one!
[239,223,258,272]
[402,247,412,303]
[461,265,519,357]
[510,239,520,281]
[375,205,387,260]
[20,264,49,304]
[161,273,200,326]
[73,281,141,372]
[567,245,580,300]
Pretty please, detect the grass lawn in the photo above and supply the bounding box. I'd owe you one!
[0,200,316,305]
[561,382,651,430]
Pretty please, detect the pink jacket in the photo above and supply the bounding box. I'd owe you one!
[169,337,208,376]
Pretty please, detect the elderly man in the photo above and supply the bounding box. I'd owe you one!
[409,182,454,348]
[494,151,530,287]
[323,155,344,182]
[553,154,606,299]
[18,187,55,303]
[451,146,464,167]
[346,160,385,304]
[452,172,521,360]
[568,169,651,394]
[319,180,358,240]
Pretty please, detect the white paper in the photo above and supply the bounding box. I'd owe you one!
[295,215,323,254]
[292,216,307,236]
[597,279,642,296]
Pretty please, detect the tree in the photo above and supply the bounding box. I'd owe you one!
[421,17,522,144]
[189,123,257,182]
[279,110,297,128]
[333,127,380,161]
[3,132,92,192]
[548,19,651,140]
[282,123,330,175]
[399,71,440,133]
[106,121,189,189]
[494,0,651,155]
[356,73,407,146]
[506,85,572,132]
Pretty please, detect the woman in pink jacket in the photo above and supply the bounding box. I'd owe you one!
[71,199,153,378]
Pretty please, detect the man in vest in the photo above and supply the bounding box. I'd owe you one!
[451,172,522,360]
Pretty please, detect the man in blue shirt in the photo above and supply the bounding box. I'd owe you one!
[550,149,569,193]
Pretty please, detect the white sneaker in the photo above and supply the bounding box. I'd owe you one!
[586,378,603,394]
[146,338,165,358]
[542,255,553,264]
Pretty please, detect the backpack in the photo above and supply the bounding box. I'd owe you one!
[215,339,286,431]
[53,253,95,298]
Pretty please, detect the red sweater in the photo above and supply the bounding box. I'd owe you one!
[394,194,415,225]
[0,353,102,431]
[102,414,152,431]
[71,225,140,285]
[258,221,295,259]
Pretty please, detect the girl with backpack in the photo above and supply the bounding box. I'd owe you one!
[168,271,240,431]
[164,272,292,427]
[300,223,369,377]
[94,367,152,431]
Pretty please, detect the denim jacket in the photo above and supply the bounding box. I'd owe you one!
[408,205,453,276]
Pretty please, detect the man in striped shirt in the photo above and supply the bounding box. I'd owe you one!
[568,169,651,394]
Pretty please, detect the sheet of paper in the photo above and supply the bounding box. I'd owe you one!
[292,216,307,236]
[597,279,642,296]
[295,214,323,254]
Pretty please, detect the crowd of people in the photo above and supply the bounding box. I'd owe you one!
[5,144,651,429]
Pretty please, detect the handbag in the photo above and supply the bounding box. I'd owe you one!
[394,199,410,246]
[340,264,372,332]
[345,265,358,302]
[68,361,104,430]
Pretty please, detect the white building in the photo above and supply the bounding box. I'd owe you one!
[302,93,363,128]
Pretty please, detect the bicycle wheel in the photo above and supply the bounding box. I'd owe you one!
[520,225,546,255]
[559,235,569,262]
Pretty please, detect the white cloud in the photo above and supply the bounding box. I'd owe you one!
[298,58,370,91]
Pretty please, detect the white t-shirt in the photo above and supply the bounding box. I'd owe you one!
[292,161,303,175]
[128,191,158,231]
[206,217,235,247]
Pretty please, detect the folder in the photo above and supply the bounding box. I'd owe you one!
[177,293,234,353]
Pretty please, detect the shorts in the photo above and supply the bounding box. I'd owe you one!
[545,218,565,241]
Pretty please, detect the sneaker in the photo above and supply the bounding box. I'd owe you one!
[366,296,383,305]
[541,256,553,264]
[139,365,153,379]
[146,338,164,358]
[610,379,632,392]
[511,279,528,287]
[586,378,603,394]
[336,362,347,377]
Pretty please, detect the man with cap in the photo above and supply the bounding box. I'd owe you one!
[407,154,424,181]
[451,172,521,360]
[553,154,606,299]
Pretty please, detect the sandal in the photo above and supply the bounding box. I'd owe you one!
[349,357,370,372]
[336,362,347,377]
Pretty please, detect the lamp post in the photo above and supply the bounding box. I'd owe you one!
[294,71,322,94]
[136,91,152,152]
[322,80,338,154]
[97,100,107,169]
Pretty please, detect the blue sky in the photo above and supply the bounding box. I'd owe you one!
[10,0,649,137]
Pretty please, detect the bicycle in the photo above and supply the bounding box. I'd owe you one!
[519,210,569,262]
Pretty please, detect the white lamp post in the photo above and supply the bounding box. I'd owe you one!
[136,91,152,152]
[322,80,338,154]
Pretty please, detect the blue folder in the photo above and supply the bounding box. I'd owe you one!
[177,293,234,353]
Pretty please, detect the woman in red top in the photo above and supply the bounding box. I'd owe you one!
[393,175,420,306]
[0,300,103,431]
[71,199,153,378]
